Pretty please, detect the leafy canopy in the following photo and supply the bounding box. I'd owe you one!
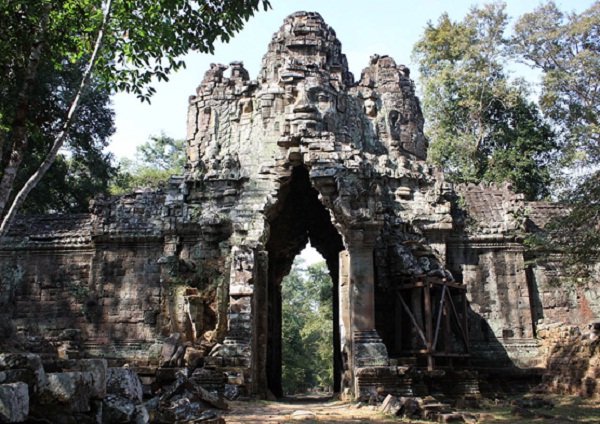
[0,0,270,236]
[512,1,600,170]
[1,0,272,105]
[511,1,600,277]
[111,134,185,194]
[412,2,556,200]
[0,53,116,214]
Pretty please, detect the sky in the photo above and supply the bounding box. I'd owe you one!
[109,0,597,161]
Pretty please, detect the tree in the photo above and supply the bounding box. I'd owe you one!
[528,175,600,280]
[0,0,271,236]
[412,2,556,200]
[512,1,600,172]
[302,262,334,389]
[111,134,185,194]
[281,259,334,394]
[16,150,115,215]
[512,1,600,276]
[9,58,117,214]
[281,260,311,394]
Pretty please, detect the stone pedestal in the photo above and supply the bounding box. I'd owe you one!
[354,331,389,367]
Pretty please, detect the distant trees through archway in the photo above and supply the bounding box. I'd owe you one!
[281,253,334,394]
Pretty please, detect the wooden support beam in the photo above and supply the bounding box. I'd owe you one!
[447,290,470,353]
[395,277,471,369]
[396,292,428,347]
[432,284,447,353]
[424,282,434,370]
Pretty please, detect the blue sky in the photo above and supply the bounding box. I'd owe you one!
[109,0,596,160]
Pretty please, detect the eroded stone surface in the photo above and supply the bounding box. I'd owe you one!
[0,382,29,423]
[40,372,93,413]
[106,368,143,404]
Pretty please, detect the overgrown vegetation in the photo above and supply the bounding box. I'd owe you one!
[412,2,556,200]
[1,57,116,214]
[510,1,600,279]
[111,134,185,194]
[413,0,600,278]
[0,0,270,235]
[281,258,334,394]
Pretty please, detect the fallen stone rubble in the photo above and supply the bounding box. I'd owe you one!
[379,394,478,423]
[379,393,562,423]
[0,353,227,423]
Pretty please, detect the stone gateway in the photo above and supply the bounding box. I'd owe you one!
[0,12,598,401]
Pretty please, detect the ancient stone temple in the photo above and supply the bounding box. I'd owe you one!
[0,11,598,402]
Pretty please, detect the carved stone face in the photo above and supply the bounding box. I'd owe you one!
[260,12,348,142]
[363,97,377,118]
[284,78,338,138]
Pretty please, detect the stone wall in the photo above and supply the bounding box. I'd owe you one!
[446,182,600,373]
[528,264,600,327]
[536,323,600,397]
[0,179,232,365]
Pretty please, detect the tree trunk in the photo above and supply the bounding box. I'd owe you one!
[0,4,51,216]
[0,0,114,238]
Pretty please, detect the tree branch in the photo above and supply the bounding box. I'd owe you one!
[0,0,114,238]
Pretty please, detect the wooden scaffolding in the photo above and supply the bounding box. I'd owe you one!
[395,276,470,370]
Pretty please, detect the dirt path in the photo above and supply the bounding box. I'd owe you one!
[223,395,399,423]
[222,393,600,423]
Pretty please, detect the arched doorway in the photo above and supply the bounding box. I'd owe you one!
[265,166,344,397]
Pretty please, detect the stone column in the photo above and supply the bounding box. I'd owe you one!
[339,251,352,393]
[347,244,389,368]
[252,250,269,398]
[219,246,255,394]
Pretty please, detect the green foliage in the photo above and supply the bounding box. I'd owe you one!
[111,134,185,194]
[281,258,334,394]
[413,2,557,200]
[18,152,115,214]
[511,2,600,275]
[11,59,117,213]
[96,0,272,102]
[479,96,555,198]
[414,1,599,277]
[526,171,600,282]
[0,0,272,104]
[512,1,600,170]
[0,0,270,235]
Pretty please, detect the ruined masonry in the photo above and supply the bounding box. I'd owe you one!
[0,11,598,402]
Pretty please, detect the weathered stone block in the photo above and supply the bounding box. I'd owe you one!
[155,367,188,383]
[40,372,93,413]
[106,368,143,404]
[71,359,108,399]
[183,347,204,368]
[0,382,29,423]
[0,354,47,396]
[380,394,402,415]
[203,356,224,368]
[160,334,180,366]
[102,394,136,423]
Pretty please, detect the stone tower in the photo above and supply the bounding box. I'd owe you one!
[184,11,453,397]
